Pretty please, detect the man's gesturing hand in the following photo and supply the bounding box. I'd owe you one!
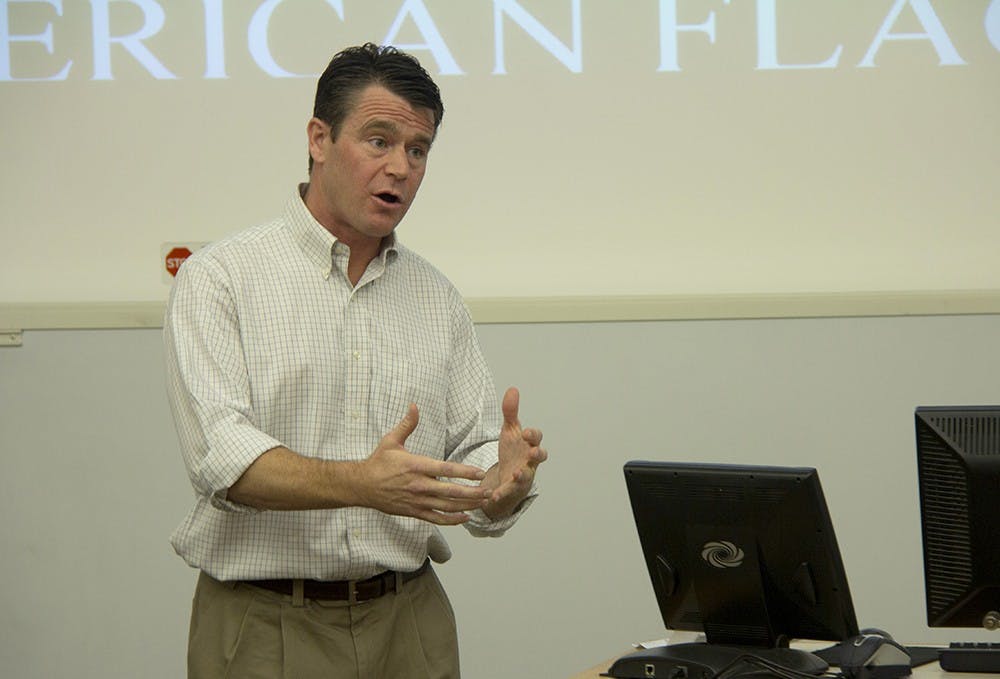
[482,387,548,519]
[354,404,492,525]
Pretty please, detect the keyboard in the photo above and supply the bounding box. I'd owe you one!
[940,643,1000,673]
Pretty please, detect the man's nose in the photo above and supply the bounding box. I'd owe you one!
[384,146,409,178]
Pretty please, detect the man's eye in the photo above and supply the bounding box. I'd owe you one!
[369,138,387,149]
[408,147,427,160]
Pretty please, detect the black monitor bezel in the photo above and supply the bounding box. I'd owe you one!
[624,460,859,647]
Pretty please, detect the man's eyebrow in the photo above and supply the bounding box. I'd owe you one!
[361,119,434,147]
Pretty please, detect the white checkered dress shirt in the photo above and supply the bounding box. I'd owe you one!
[164,187,534,581]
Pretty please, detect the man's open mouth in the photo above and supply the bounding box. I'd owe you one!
[376,192,401,204]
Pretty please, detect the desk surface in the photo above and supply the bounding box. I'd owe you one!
[568,655,618,679]
[570,645,993,679]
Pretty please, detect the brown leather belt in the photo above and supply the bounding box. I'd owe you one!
[242,560,430,602]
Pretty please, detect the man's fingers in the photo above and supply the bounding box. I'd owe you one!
[421,475,491,502]
[487,466,535,503]
[412,481,496,525]
[501,386,520,427]
[432,459,487,483]
[521,427,543,447]
[423,490,489,512]
[402,458,490,499]
[419,510,472,526]
[384,403,419,445]
[532,445,548,466]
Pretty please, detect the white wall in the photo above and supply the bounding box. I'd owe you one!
[3,314,1000,678]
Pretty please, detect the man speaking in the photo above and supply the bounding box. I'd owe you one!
[163,43,547,678]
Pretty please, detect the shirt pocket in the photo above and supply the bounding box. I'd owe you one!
[371,359,447,460]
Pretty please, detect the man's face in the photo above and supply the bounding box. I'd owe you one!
[306,84,436,247]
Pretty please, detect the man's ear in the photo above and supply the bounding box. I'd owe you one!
[306,117,330,165]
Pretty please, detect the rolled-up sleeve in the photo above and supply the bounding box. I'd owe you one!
[163,253,282,512]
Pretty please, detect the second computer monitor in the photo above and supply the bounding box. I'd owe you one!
[624,461,859,648]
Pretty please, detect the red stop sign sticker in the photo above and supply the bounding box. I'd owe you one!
[165,247,193,277]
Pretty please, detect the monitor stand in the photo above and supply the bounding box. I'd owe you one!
[604,642,829,679]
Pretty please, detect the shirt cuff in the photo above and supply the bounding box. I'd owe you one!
[463,484,539,537]
[198,426,284,514]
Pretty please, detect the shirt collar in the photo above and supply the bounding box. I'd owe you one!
[285,183,399,277]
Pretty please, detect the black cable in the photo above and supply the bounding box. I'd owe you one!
[711,653,845,679]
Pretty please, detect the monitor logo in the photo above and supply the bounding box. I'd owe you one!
[701,541,745,568]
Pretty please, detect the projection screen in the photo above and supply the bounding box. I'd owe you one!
[2,0,999,315]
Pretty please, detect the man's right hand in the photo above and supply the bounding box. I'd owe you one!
[354,404,492,525]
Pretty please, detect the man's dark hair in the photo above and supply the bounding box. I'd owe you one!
[309,43,444,173]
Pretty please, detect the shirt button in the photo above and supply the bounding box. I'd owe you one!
[352,529,361,538]
[352,350,361,360]
[351,411,360,420]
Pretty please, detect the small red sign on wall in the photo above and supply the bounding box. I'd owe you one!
[165,246,193,277]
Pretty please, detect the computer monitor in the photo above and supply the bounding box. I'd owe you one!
[915,406,1000,630]
[612,461,859,677]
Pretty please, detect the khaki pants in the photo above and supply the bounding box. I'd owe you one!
[188,567,460,679]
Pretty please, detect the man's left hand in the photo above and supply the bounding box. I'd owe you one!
[481,387,548,519]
